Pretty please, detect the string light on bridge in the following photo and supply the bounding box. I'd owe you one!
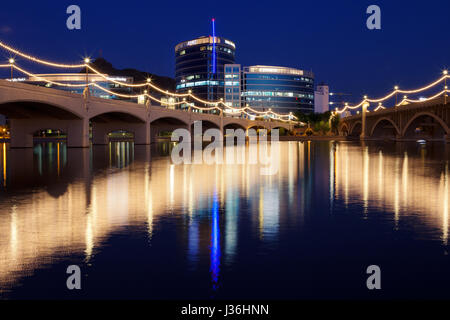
[335,72,450,114]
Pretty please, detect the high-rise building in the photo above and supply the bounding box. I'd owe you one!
[175,36,236,102]
[240,65,315,114]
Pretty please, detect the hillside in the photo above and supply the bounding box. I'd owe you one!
[82,58,176,93]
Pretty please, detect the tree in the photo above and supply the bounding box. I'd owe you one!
[330,114,341,135]
[314,121,330,135]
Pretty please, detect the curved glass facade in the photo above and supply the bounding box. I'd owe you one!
[242,66,314,114]
[175,36,236,102]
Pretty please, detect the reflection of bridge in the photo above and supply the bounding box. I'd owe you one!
[0,80,291,148]
[339,98,450,142]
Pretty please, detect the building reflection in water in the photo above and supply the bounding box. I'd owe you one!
[0,140,449,295]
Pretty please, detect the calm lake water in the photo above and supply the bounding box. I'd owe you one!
[0,140,449,299]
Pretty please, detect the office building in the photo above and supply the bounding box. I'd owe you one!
[240,65,314,114]
[175,36,236,102]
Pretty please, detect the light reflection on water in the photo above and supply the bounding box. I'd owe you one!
[0,141,449,299]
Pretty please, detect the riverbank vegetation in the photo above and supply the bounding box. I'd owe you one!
[293,111,340,136]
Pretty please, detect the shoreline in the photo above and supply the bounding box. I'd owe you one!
[278,136,347,141]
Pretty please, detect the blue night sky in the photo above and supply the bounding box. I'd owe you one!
[0,0,449,103]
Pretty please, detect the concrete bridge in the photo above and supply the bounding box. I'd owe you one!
[0,80,291,148]
[339,97,450,142]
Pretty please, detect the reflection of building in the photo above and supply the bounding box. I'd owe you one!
[11,74,135,101]
[175,36,236,102]
[314,84,329,113]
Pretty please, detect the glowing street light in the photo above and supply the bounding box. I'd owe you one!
[445,71,449,104]
[83,58,90,94]
[8,58,14,80]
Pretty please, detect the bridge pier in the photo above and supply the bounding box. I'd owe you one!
[67,118,90,148]
[9,119,33,148]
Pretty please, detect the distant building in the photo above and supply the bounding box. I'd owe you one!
[175,36,236,103]
[314,84,329,113]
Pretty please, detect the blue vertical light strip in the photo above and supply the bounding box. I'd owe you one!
[212,18,217,74]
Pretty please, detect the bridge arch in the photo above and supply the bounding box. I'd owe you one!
[89,110,146,123]
[90,111,146,123]
[0,99,83,120]
[402,112,449,139]
[370,117,400,138]
[150,114,189,127]
[339,123,350,136]
[150,116,190,143]
[90,112,148,145]
[0,100,90,148]
[247,124,267,130]
[349,121,362,137]
[223,122,247,131]
[271,123,290,130]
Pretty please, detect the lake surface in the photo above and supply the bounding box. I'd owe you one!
[0,140,449,299]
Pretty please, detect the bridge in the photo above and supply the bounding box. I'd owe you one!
[339,97,450,142]
[0,80,291,148]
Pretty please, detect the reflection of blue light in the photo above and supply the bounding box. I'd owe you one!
[212,18,216,74]
[187,221,199,269]
[210,191,220,291]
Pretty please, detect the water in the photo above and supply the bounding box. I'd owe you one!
[0,140,449,300]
